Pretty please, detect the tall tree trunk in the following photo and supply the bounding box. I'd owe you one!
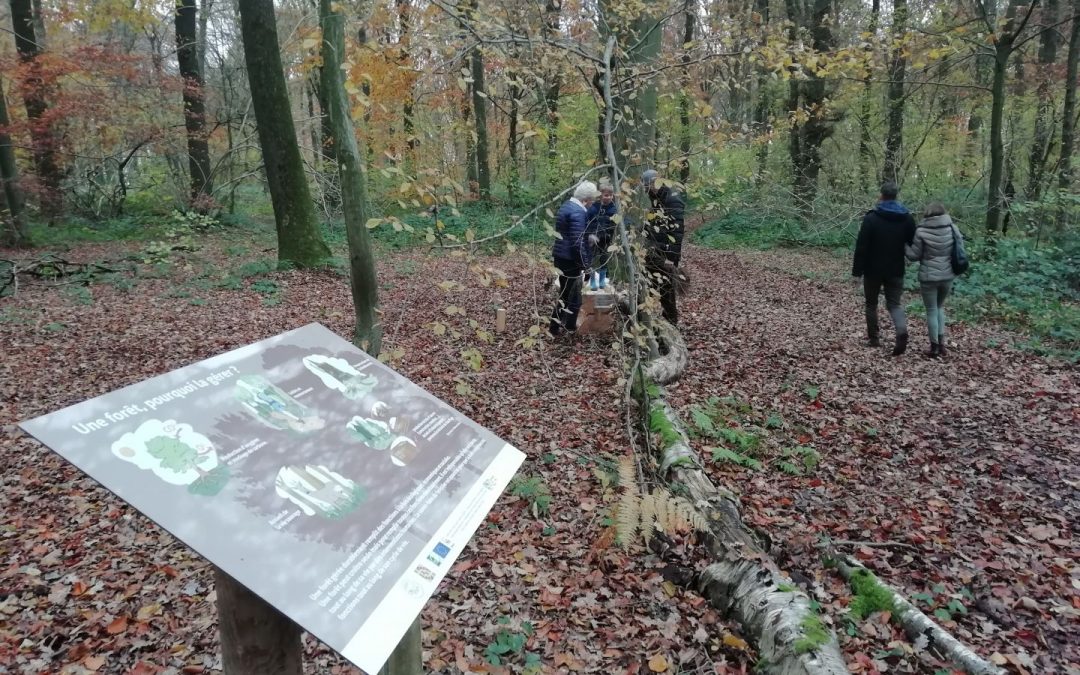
[508,70,520,202]
[320,0,381,354]
[215,569,302,675]
[396,0,417,166]
[753,0,773,187]
[237,0,331,267]
[0,78,28,247]
[176,0,214,204]
[198,0,212,79]
[1026,0,1061,198]
[466,0,490,198]
[988,48,1010,234]
[462,92,477,194]
[544,0,561,166]
[786,0,835,212]
[1060,0,1080,189]
[986,0,1033,235]
[9,0,62,219]
[881,0,907,184]
[678,0,695,183]
[858,0,881,190]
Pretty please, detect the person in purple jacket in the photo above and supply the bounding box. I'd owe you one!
[549,181,600,336]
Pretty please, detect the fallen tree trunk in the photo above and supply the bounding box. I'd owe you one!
[644,320,687,385]
[639,348,849,674]
[834,557,1004,675]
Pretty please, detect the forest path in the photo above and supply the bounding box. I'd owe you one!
[666,244,1079,672]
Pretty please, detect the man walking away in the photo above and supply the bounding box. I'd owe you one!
[852,181,916,355]
[641,169,685,325]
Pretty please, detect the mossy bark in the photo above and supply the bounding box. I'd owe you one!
[319,0,381,355]
[643,393,848,674]
[836,557,1004,675]
[237,0,330,268]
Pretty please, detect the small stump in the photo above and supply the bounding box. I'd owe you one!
[578,285,617,334]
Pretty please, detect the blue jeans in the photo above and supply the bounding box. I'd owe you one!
[920,280,952,343]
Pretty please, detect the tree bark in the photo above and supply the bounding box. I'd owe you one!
[881,0,907,184]
[237,0,330,267]
[320,0,382,354]
[1060,0,1080,189]
[543,0,562,167]
[215,568,302,675]
[396,0,417,166]
[857,0,880,190]
[1026,0,1061,198]
[678,0,695,184]
[9,0,62,218]
[508,70,520,202]
[176,0,214,204]
[0,78,28,248]
[466,0,490,198]
[753,0,773,187]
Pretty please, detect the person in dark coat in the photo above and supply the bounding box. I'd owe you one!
[641,169,685,325]
[585,183,617,290]
[549,181,600,336]
[852,181,917,355]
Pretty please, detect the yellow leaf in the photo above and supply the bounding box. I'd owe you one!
[722,633,749,651]
[465,228,475,243]
[365,218,382,229]
[136,603,161,621]
[648,654,669,672]
[662,581,678,597]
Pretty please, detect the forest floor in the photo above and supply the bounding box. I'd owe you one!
[0,234,1077,675]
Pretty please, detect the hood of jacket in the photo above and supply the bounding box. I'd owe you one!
[919,214,953,229]
[875,200,911,219]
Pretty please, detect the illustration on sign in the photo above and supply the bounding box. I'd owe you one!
[112,419,231,496]
[20,323,525,674]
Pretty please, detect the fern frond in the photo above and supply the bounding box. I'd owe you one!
[617,455,636,491]
[640,491,658,545]
[616,489,640,548]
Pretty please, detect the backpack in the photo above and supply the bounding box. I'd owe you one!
[950,225,970,275]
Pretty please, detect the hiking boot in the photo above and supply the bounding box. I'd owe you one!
[938,334,947,357]
[925,342,940,358]
[892,333,908,356]
[867,336,881,347]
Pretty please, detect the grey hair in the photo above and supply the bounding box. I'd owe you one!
[923,201,947,217]
[573,180,600,202]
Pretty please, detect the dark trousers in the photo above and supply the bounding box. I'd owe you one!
[646,251,680,325]
[863,275,907,338]
[550,257,583,334]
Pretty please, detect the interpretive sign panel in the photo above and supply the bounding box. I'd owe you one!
[20,323,525,673]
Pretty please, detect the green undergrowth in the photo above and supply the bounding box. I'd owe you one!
[793,614,831,655]
[694,209,853,251]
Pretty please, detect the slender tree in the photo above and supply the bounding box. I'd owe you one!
[319,0,381,354]
[1026,0,1062,198]
[9,0,62,218]
[1060,0,1080,190]
[678,0,695,183]
[881,0,907,183]
[543,0,562,166]
[465,0,490,197]
[175,0,214,203]
[0,78,28,247]
[237,0,331,267]
[986,0,1041,235]
[857,0,881,188]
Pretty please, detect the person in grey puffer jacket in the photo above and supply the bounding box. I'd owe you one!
[906,202,964,358]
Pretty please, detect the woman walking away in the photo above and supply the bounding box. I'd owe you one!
[549,181,599,337]
[906,202,964,358]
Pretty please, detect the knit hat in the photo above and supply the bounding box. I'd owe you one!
[641,169,659,187]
